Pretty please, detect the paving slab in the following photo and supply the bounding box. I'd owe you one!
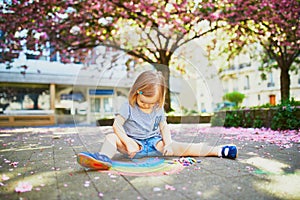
[0,124,299,200]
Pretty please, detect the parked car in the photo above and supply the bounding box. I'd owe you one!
[214,101,236,111]
[56,92,87,115]
[60,93,84,102]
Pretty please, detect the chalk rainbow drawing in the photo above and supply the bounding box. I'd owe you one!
[99,157,185,176]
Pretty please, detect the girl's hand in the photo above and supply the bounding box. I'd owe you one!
[126,140,140,158]
[163,144,173,156]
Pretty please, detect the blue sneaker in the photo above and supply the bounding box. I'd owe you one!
[77,152,112,170]
[220,145,238,159]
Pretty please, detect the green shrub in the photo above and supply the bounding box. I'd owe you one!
[210,113,225,127]
[243,112,253,128]
[271,99,300,130]
[223,91,246,106]
[224,111,244,127]
[253,117,263,128]
[212,98,300,129]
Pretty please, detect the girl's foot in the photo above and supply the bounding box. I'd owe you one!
[77,152,112,170]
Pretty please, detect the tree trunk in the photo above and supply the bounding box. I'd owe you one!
[280,65,290,102]
[29,94,39,110]
[153,63,171,112]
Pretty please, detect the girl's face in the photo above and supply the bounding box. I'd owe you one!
[137,91,159,110]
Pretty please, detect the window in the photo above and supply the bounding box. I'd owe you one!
[233,78,238,91]
[91,98,101,113]
[89,89,114,118]
[267,72,275,87]
[103,97,113,112]
[50,46,58,62]
[0,86,50,111]
[244,75,250,90]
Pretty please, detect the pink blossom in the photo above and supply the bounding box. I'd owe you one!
[9,162,19,168]
[182,16,191,23]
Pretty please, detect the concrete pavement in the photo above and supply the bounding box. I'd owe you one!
[0,124,299,200]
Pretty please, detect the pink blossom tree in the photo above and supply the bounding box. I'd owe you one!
[0,0,221,112]
[219,0,300,102]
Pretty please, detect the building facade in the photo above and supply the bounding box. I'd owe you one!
[0,47,207,126]
[219,60,300,107]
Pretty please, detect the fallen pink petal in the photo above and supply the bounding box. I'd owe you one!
[197,191,202,196]
[4,160,10,164]
[15,181,33,193]
[1,174,10,181]
[196,127,300,149]
[165,184,176,191]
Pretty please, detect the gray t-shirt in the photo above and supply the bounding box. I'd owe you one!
[118,101,166,140]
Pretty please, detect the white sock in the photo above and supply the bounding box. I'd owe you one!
[218,147,229,157]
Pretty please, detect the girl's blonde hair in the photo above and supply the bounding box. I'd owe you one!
[128,70,166,108]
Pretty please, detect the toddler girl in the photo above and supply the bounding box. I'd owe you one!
[77,70,237,170]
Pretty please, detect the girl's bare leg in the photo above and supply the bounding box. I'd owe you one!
[170,141,220,157]
[100,133,125,158]
[156,140,220,157]
[100,133,140,158]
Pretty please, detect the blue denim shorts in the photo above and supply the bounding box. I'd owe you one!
[132,136,163,159]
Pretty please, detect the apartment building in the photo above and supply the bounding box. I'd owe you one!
[219,59,300,107]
